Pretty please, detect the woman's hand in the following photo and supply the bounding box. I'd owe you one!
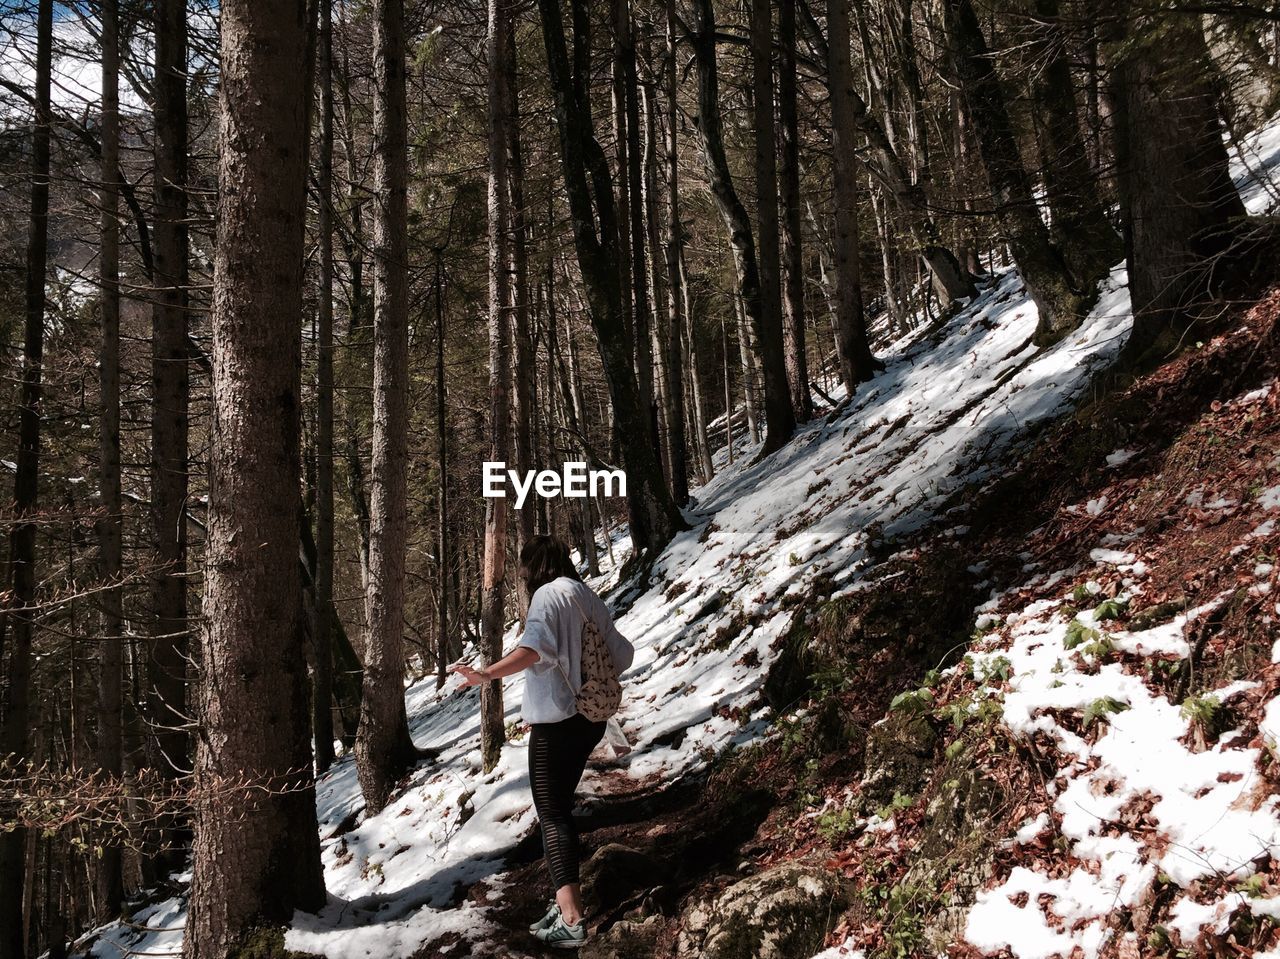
[450,663,489,687]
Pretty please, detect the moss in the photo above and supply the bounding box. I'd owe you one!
[227,927,319,959]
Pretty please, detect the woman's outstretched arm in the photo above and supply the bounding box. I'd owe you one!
[450,646,539,687]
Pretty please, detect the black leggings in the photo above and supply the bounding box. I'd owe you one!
[529,712,606,889]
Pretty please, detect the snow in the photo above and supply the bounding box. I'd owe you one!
[807,944,866,959]
[77,253,1136,959]
[74,104,1280,959]
[962,454,1280,957]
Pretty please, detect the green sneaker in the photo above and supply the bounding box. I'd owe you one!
[528,902,560,935]
[534,915,586,949]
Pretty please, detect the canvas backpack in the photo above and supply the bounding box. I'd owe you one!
[559,593,623,722]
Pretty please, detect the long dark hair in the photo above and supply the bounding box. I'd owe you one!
[520,535,582,598]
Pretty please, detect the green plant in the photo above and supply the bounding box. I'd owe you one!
[975,655,1012,685]
[937,696,973,731]
[1237,873,1267,898]
[817,596,855,636]
[1082,696,1129,728]
[875,791,914,821]
[1180,694,1221,728]
[1064,619,1101,650]
[1080,635,1115,659]
[889,687,934,716]
[1092,597,1128,621]
[816,806,860,842]
[777,710,814,757]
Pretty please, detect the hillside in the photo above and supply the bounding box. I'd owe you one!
[70,117,1280,959]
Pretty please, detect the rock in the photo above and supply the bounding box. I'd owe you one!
[857,712,937,813]
[582,844,662,915]
[676,861,851,959]
[906,766,1002,952]
[581,916,664,959]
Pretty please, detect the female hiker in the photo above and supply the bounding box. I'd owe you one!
[452,535,634,949]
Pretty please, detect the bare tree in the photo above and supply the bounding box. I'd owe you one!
[481,0,512,773]
[692,0,795,453]
[96,0,125,916]
[1110,0,1248,363]
[0,3,52,954]
[355,0,419,812]
[944,0,1087,341]
[148,0,192,865]
[779,0,812,421]
[186,0,326,952]
[828,0,881,388]
[535,0,686,555]
[313,0,337,775]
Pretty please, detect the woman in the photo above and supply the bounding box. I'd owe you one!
[452,535,634,949]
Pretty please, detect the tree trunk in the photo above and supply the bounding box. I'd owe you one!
[434,253,455,688]
[662,0,691,503]
[96,0,125,918]
[828,0,881,389]
[750,0,798,449]
[944,0,1086,341]
[149,0,192,860]
[187,2,326,953]
[506,17,535,603]
[1027,0,1122,288]
[535,0,686,556]
[313,0,337,776]
[778,0,812,422]
[1110,1,1248,362]
[0,3,51,955]
[680,250,714,482]
[800,0,976,310]
[481,0,513,773]
[691,0,794,455]
[615,0,659,458]
[355,0,419,813]
[641,37,673,493]
[736,295,760,445]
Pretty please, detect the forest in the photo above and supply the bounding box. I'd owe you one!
[1,0,1280,956]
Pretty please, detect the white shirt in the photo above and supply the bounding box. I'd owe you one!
[515,577,635,724]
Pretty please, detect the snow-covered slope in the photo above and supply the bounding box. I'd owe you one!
[74,113,1280,959]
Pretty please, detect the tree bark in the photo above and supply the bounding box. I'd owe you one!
[615,0,659,458]
[355,0,419,813]
[641,38,673,494]
[187,1,326,952]
[434,253,455,687]
[680,249,714,482]
[313,0,337,776]
[778,0,812,422]
[662,0,690,503]
[0,3,51,955]
[1027,0,1122,288]
[828,0,881,389]
[691,0,794,454]
[944,0,1087,341]
[481,0,513,773]
[506,15,535,601]
[750,0,798,449]
[535,0,686,556]
[96,0,125,917]
[149,0,192,853]
[1110,1,1247,361]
